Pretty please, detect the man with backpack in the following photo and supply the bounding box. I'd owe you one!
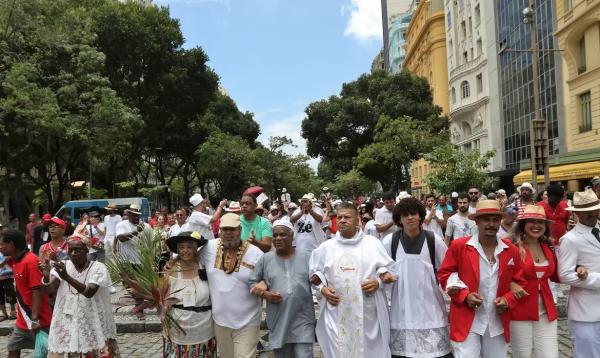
[382,196,452,358]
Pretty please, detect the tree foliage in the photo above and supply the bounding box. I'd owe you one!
[302,70,448,191]
[424,144,497,194]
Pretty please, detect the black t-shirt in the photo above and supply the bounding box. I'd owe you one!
[32,225,48,255]
[399,230,426,255]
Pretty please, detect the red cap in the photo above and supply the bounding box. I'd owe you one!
[49,217,66,229]
[42,214,52,222]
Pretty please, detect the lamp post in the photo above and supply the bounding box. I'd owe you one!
[521,1,550,192]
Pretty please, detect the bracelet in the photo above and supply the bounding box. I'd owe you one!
[41,276,51,285]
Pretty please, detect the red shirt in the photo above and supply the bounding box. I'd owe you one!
[537,201,569,244]
[8,251,52,329]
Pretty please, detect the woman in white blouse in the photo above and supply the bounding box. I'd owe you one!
[164,231,215,358]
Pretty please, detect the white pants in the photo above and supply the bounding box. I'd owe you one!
[509,313,558,358]
[569,320,600,358]
[452,328,508,358]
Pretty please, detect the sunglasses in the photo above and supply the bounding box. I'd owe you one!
[469,192,479,195]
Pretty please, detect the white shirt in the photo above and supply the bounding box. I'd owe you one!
[423,208,444,238]
[467,235,508,338]
[199,239,263,329]
[374,206,397,239]
[115,220,150,264]
[103,214,122,240]
[445,213,477,240]
[468,206,477,214]
[183,211,215,240]
[168,222,186,238]
[558,222,600,321]
[364,220,378,238]
[293,207,325,251]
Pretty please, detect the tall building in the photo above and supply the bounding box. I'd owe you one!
[381,0,412,71]
[403,0,448,114]
[516,0,600,191]
[445,0,503,172]
[388,11,413,73]
[495,0,564,187]
[402,0,447,194]
[371,48,386,73]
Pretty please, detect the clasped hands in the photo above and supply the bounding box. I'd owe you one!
[309,272,396,306]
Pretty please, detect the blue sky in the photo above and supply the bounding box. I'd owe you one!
[154,0,384,168]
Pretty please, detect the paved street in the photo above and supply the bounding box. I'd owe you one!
[0,317,574,357]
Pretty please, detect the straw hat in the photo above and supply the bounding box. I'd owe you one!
[225,201,241,213]
[518,182,536,195]
[128,204,142,215]
[468,200,505,220]
[566,189,600,211]
[517,205,552,223]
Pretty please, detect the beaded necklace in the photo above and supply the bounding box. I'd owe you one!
[214,239,250,274]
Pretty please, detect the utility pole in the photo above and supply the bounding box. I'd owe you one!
[523,0,550,192]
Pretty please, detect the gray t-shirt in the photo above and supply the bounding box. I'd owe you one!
[248,250,315,349]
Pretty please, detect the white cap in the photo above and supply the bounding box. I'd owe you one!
[189,193,204,207]
[272,219,294,232]
[451,192,459,198]
[396,191,411,202]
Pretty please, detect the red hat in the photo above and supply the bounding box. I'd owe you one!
[49,217,66,229]
[42,214,52,222]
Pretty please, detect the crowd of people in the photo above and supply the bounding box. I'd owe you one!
[1,177,600,357]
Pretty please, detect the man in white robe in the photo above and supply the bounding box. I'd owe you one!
[309,202,396,358]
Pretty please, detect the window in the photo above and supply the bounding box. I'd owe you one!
[476,73,483,93]
[580,92,592,132]
[447,12,452,29]
[578,36,586,74]
[461,81,470,98]
[475,4,481,26]
[565,0,573,11]
[452,87,457,103]
[461,21,466,37]
[463,51,469,63]
[477,38,483,57]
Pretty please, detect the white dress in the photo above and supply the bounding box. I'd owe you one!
[48,261,116,354]
[166,265,213,345]
[382,233,451,357]
[310,231,395,358]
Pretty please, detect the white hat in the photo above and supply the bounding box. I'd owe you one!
[189,193,204,207]
[128,204,142,215]
[272,219,294,232]
[332,199,343,207]
[225,201,241,213]
[301,193,315,201]
[270,204,279,211]
[322,186,329,191]
[566,189,600,211]
[396,191,411,202]
[496,189,507,196]
[451,192,459,198]
[282,188,287,193]
[518,182,536,195]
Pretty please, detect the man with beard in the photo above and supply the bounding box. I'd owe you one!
[468,187,481,214]
[511,182,535,216]
[309,202,396,358]
[200,213,263,358]
[438,200,526,357]
[249,220,315,358]
[445,193,478,246]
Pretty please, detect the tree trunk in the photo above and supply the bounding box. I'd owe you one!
[6,169,30,232]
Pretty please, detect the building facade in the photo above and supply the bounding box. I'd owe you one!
[382,0,412,71]
[516,0,600,191]
[389,11,413,73]
[403,0,447,193]
[496,0,564,181]
[445,0,503,173]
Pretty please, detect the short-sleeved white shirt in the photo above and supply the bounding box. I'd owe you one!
[445,213,478,240]
[293,207,325,251]
[199,239,263,329]
[374,206,397,239]
[103,214,122,240]
[115,220,150,264]
[423,208,444,238]
[182,211,215,240]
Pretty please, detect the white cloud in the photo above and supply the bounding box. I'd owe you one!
[258,113,319,170]
[343,0,383,41]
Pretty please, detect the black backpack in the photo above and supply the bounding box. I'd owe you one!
[390,229,438,281]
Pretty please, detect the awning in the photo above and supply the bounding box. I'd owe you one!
[513,161,600,185]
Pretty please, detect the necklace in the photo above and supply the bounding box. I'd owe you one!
[214,240,250,274]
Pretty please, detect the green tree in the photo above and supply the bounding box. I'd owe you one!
[301,70,448,188]
[327,170,375,199]
[423,144,497,194]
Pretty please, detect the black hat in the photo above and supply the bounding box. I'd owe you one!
[165,231,207,253]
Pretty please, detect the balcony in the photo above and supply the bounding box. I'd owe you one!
[450,55,484,80]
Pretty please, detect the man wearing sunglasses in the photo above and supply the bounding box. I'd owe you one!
[468,188,481,214]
